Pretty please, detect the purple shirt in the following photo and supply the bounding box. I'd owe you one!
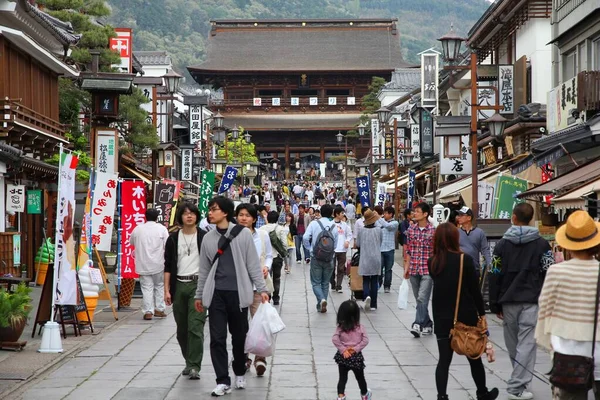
[332,324,369,353]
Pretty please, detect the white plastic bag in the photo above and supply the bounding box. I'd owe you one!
[397,279,409,309]
[263,302,286,334]
[245,303,276,357]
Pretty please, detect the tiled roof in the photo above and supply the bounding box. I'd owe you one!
[189,19,411,73]
[134,51,172,66]
[21,0,81,45]
[383,68,421,91]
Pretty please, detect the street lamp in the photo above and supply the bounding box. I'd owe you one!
[376,106,391,125]
[438,24,465,64]
[357,122,366,137]
[163,69,182,95]
[485,113,508,138]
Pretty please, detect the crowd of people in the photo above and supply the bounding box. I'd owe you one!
[127,179,600,400]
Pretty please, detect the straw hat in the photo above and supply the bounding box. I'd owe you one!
[555,210,600,251]
[364,209,380,226]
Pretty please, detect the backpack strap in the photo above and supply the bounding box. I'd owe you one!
[211,224,245,266]
[316,219,325,232]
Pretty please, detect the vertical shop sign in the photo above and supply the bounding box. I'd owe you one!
[420,109,434,157]
[91,172,118,251]
[120,181,146,278]
[199,170,216,219]
[181,148,193,181]
[498,65,514,115]
[153,180,180,228]
[6,184,25,213]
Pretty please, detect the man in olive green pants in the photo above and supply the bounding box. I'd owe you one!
[164,203,207,380]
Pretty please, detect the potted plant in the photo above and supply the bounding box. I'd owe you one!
[0,283,32,342]
[105,252,117,267]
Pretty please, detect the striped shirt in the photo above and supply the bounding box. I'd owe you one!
[405,223,435,276]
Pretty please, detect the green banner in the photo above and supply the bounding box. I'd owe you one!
[27,190,42,214]
[199,170,216,220]
[493,175,528,219]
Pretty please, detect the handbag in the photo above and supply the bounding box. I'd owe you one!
[549,263,600,392]
[450,254,488,360]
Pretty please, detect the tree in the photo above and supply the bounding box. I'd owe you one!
[346,76,387,137]
[115,88,159,151]
[216,126,259,169]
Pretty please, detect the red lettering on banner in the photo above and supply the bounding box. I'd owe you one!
[107,180,116,189]
[103,216,113,225]
[120,181,146,278]
[98,225,107,234]
[103,190,112,198]
[93,207,102,215]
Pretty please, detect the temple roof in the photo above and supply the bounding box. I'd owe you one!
[382,68,421,91]
[189,19,411,76]
[134,51,172,66]
[20,0,81,45]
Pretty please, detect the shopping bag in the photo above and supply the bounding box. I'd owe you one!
[245,303,275,357]
[262,302,286,334]
[265,273,274,294]
[397,279,409,309]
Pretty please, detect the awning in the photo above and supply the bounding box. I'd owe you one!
[552,177,600,212]
[510,146,566,175]
[425,168,502,203]
[384,169,431,193]
[518,157,600,199]
[121,165,152,184]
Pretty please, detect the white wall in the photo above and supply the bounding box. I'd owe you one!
[516,18,553,104]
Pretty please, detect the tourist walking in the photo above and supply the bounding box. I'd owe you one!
[356,210,382,311]
[163,203,207,380]
[259,211,288,305]
[194,196,269,396]
[429,223,499,400]
[457,206,491,280]
[294,204,311,263]
[345,199,356,229]
[129,208,169,320]
[404,202,435,337]
[378,206,399,293]
[331,206,352,293]
[488,203,554,400]
[303,204,339,313]
[536,210,600,400]
[332,300,372,400]
[283,212,297,273]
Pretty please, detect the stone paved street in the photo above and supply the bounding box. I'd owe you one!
[12,259,559,400]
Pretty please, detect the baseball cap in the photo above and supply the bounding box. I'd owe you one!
[458,206,473,216]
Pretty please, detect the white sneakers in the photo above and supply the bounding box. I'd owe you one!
[211,383,232,396]
[234,375,246,389]
[364,296,371,311]
[507,391,533,399]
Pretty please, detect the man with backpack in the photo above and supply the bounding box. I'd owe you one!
[259,211,288,305]
[303,204,339,313]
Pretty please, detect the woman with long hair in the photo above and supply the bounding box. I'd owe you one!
[283,212,297,274]
[429,222,498,400]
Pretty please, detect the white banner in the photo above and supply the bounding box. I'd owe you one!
[181,148,193,181]
[91,172,118,251]
[96,129,117,175]
[410,124,421,163]
[478,181,495,219]
[421,53,439,111]
[440,135,472,176]
[54,153,78,305]
[375,182,387,207]
[319,163,326,178]
[498,65,514,115]
[6,184,25,213]
[371,118,380,158]
[189,105,202,146]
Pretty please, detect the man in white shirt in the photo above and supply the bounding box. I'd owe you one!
[129,208,169,320]
[345,199,356,229]
[330,206,352,293]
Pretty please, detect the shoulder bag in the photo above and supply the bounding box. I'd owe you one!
[450,253,489,359]
[549,263,600,392]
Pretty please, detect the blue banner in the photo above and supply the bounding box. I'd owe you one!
[218,165,238,194]
[407,170,416,209]
[355,175,371,208]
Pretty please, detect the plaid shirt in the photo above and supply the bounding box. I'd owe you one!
[405,223,435,276]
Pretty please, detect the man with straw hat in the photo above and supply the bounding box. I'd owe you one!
[488,203,554,400]
[536,210,600,400]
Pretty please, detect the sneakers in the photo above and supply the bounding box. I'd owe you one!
[364,296,371,311]
[305,258,311,264]
[296,259,302,263]
[211,384,232,396]
[188,369,200,380]
[255,360,267,376]
[477,387,499,400]
[507,391,533,400]
[143,312,153,320]
[154,310,167,318]
[361,389,372,400]
[336,287,343,293]
[181,367,191,376]
[320,299,328,313]
[410,323,421,338]
[422,326,433,335]
[337,395,347,400]
[384,287,390,293]
[370,307,377,311]
[234,375,246,389]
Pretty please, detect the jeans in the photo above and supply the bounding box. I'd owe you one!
[139,272,166,314]
[436,336,487,396]
[409,274,433,328]
[173,281,206,371]
[337,364,368,396]
[362,275,379,309]
[503,303,538,395]
[309,258,334,309]
[330,252,347,289]
[270,256,283,302]
[295,233,310,260]
[380,250,395,289]
[209,290,249,386]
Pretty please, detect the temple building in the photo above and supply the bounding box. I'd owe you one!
[188,19,412,180]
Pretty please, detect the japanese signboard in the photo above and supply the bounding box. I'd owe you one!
[420,109,434,157]
[218,166,238,194]
[27,189,42,214]
[439,135,472,176]
[493,175,528,219]
[154,180,180,228]
[548,77,578,134]
[482,145,497,166]
[6,184,25,213]
[355,176,371,208]
[189,105,203,146]
[95,129,117,174]
[199,170,216,219]
[498,65,514,115]
[375,182,387,207]
[13,234,20,266]
[410,124,421,163]
[181,148,193,181]
[384,130,394,159]
[421,53,439,110]
[407,170,416,210]
[253,98,262,106]
[371,118,380,158]
[91,172,118,251]
[54,152,79,305]
[109,28,132,73]
[478,181,495,219]
[120,181,146,278]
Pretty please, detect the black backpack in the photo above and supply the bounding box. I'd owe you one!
[313,220,336,262]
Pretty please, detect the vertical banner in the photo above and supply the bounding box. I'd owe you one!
[27,189,42,214]
[493,176,528,219]
[54,152,79,305]
[6,184,25,213]
[498,65,514,115]
[218,166,238,194]
[120,181,146,278]
[410,124,421,163]
[355,176,371,208]
[421,53,439,110]
[181,148,193,181]
[384,130,394,159]
[439,135,472,176]
[375,182,387,207]
[154,180,180,228]
[91,172,118,251]
[13,234,20,265]
[109,27,132,73]
[407,170,416,209]
[189,105,203,146]
[95,129,118,174]
[420,109,434,158]
[371,118,380,159]
[319,163,326,178]
[199,170,216,219]
[478,181,495,219]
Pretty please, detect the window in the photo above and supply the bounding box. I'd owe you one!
[326,89,350,96]
[594,38,600,70]
[258,89,282,97]
[563,50,577,80]
[291,89,319,96]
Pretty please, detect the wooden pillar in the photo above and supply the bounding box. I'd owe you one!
[320,145,325,162]
[284,144,290,180]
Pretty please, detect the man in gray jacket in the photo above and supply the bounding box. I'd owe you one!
[194,196,269,397]
[457,206,491,280]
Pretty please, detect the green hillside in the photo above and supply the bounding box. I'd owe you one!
[107,0,489,76]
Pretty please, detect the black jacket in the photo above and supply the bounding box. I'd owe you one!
[488,226,554,313]
[164,227,206,300]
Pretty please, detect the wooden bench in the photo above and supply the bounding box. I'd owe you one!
[0,276,32,293]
